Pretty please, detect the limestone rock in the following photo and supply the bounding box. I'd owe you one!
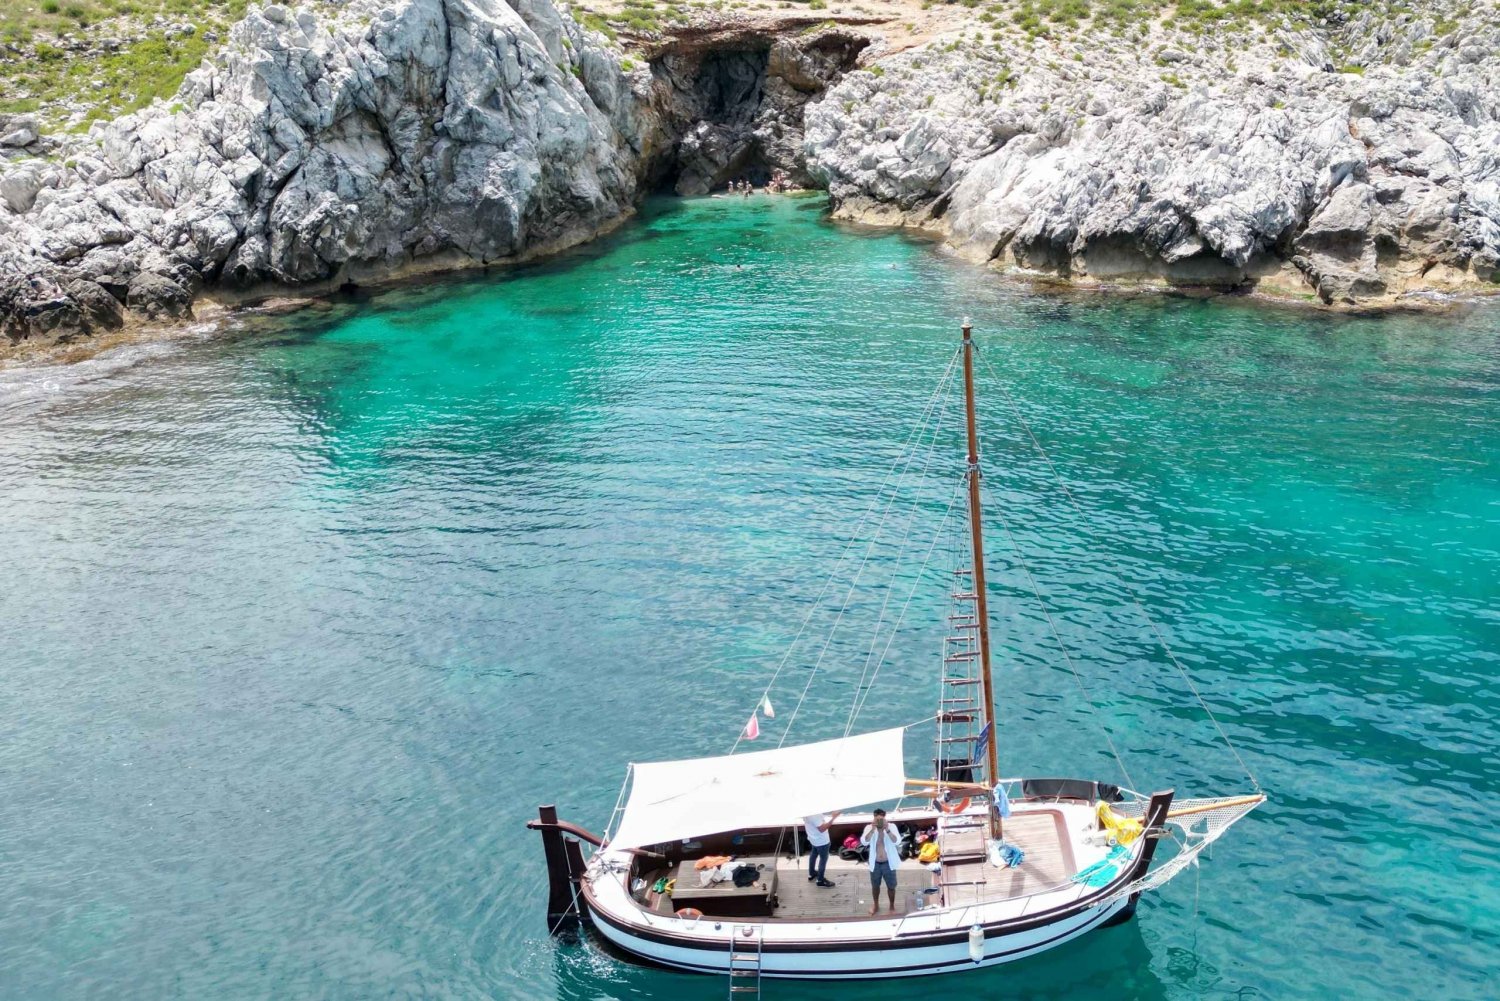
[125,272,193,319]
[805,19,1500,303]
[0,114,40,149]
[0,161,57,214]
[67,278,125,330]
[0,0,648,346]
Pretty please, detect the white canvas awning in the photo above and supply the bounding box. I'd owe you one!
[606,726,908,852]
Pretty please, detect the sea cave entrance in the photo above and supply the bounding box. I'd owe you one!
[644,33,868,196]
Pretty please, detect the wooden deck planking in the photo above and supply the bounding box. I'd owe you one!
[770,856,937,919]
[940,809,1077,906]
[639,809,1083,921]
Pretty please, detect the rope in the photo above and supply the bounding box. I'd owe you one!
[846,480,965,733]
[730,346,963,753]
[931,482,970,779]
[842,381,960,733]
[979,351,1261,794]
[776,356,961,747]
[602,765,632,843]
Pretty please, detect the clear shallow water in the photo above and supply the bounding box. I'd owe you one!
[1,194,1497,1000]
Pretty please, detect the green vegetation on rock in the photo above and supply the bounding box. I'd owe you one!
[0,0,249,127]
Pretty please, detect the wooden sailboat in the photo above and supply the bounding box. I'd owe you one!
[531,322,1264,982]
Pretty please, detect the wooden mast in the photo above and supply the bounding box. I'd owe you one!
[961,321,1000,827]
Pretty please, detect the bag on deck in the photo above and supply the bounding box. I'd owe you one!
[1095,800,1144,845]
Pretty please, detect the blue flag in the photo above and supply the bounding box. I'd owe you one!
[971,722,992,765]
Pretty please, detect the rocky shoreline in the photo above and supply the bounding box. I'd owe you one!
[804,5,1500,311]
[2,0,1498,362]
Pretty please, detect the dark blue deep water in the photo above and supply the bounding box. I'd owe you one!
[2,195,1496,999]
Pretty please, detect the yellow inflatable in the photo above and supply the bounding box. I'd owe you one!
[1095,801,1144,845]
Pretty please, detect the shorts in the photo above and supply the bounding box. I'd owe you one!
[869,860,897,891]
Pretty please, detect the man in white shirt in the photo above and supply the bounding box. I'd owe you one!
[860,808,904,915]
[802,810,840,887]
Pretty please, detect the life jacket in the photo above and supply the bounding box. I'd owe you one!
[917,842,941,864]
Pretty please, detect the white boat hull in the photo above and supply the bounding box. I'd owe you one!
[577,800,1147,981]
[587,892,1133,979]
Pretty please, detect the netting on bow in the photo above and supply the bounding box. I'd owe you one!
[1102,794,1265,905]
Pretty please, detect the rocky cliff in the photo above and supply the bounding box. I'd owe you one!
[0,1,866,354]
[3,1,1498,357]
[805,4,1500,306]
[0,0,652,347]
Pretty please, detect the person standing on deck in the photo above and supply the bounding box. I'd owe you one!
[860,809,903,915]
[803,810,840,888]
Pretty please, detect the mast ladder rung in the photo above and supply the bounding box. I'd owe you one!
[947,614,977,623]
[944,678,981,686]
[944,653,978,663]
[935,735,979,743]
[938,712,976,724]
[951,592,978,601]
[952,568,974,576]
[944,636,977,645]
[940,697,976,706]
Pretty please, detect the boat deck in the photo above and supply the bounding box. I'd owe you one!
[770,854,934,919]
[769,808,1076,920]
[937,808,1077,907]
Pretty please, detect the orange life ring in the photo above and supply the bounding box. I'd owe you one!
[674,907,704,920]
[934,795,971,814]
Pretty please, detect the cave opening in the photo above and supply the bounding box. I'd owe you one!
[644,34,869,197]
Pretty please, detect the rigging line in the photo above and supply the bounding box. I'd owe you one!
[845,480,960,732]
[730,345,963,753]
[841,387,952,720]
[777,355,964,749]
[768,350,961,747]
[847,481,965,733]
[842,378,959,732]
[855,479,965,729]
[988,490,1137,791]
[730,345,961,750]
[978,352,1261,793]
[602,765,633,843]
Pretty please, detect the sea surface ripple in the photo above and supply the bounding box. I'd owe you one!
[1,195,1496,1000]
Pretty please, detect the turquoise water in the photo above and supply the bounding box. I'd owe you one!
[1,195,1497,1000]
